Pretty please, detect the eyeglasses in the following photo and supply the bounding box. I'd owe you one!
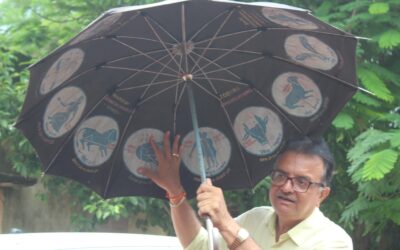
[270,170,325,193]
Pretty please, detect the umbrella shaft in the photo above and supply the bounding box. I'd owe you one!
[186,82,207,183]
[187,82,216,250]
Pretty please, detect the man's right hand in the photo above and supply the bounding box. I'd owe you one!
[138,131,184,196]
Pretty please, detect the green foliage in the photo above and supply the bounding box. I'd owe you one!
[332,112,354,130]
[345,128,400,242]
[362,149,397,180]
[379,30,400,49]
[368,2,389,15]
[357,67,393,103]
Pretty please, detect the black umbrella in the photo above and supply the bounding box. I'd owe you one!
[17,0,360,208]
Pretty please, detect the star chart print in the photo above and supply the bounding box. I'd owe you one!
[40,48,85,94]
[234,106,283,156]
[181,127,231,177]
[74,116,119,167]
[285,34,338,71]
[272,72,322,117]
[123,128,164,179]
[43,86,87,138]
[262,8,319,30]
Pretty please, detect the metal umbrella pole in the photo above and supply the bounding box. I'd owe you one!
[179,3,215,248]
[185,77,215,250]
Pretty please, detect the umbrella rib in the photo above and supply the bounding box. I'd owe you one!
[192,28,259,46]
[103,66,177,78]
[219,101,254,187]
[111,37,180,75]
[143,16,182,71]
[116,35,175,46]
[103,96,143,198]
[189,8,232,42]
[106,47,172,64]
[266,27,356,39]
[191,7,235,74]
[191,79,220,100]
[103,113,135,198]
[118,79,181,91]
[135,55,181,102]
[194,46,261,55]
[192,31,262,75]
[188,51,241,80]
[194,56,265,76]
[194,77,248,86]
[105,54,174,90]
[142,11,180,43]
[138,81,184,106]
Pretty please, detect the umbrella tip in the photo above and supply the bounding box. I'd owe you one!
[357,86,375,96]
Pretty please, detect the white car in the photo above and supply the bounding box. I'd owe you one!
[0,232,182,250]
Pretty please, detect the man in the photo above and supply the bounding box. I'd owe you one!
[138,131,353,249]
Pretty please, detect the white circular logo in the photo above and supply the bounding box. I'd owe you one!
[40,48,84,95]
[181,128,231,177]
[123,128,164,179]
[262,8,318,30]
[74,116,119,167]
[70,13,123,44]
[43,86,86,138]
[272,72,322,117]
[234,107,283,156]
[285,34,338,70]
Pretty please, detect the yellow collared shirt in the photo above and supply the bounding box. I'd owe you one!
[185,206,352,250]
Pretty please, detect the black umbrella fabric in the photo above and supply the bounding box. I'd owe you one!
[16,0,358,199]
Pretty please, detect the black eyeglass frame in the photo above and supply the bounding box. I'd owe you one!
[270,170,326,193]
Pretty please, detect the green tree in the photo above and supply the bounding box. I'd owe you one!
[311,1,400,248]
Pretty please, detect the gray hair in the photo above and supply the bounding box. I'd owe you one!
[275,136,335,186]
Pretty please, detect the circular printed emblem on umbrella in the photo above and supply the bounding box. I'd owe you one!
[43,86,87,138]
[262,8,318,30]
[181,128,231,177]
[40,48,85,95]
[70,13,123,45]
[285,34,338,70]
[272,72,322,117]
[123,128,163,179]
[74,116,119,167]
[234,107,283,156]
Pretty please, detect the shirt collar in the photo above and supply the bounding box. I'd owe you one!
[287,208,324,246]
[265,208,277,236]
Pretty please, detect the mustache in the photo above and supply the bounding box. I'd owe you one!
[276,192,297,203]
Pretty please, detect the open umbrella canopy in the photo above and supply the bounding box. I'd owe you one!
[16,0,358,199]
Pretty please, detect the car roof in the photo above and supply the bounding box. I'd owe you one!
[0,232,182,250]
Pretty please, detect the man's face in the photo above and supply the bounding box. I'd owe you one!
[269,151,330,224]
